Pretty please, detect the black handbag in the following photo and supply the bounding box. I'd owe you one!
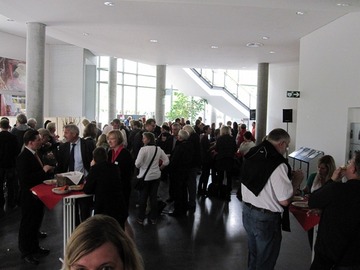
[134,146,158,191]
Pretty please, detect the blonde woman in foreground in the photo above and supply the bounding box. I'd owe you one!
[63,215,144,270]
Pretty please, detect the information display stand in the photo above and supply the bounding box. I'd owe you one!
[288,147,324,180]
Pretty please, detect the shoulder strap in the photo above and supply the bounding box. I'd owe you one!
[142,146,158,179]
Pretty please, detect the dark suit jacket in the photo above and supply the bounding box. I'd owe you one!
[84,161,128,227]
[0,130,18,168]
[108,147,134,208]
[16,148,49,205]
[56,137,95,174]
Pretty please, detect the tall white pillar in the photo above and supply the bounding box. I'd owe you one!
[108,57,117,121]
[155,65,166,124]
[256,63,269,143]
[26,22,46,124]
[211,105,217,125]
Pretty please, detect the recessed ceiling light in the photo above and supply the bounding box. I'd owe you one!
[262,36,269,40]
[269,51,275,54]
[246,42,263,48]
[211,45,219,49]
[83,32,89,36]
[150,39,158,43]
[104,1,115,6]
[296,11,305,15]
[337,3,350,7]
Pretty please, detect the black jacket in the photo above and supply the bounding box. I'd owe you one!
[84,161,128,227]
[309,180,360,267]
[0,130,18,168]
[241,140,291,196]
[56,138,95,174]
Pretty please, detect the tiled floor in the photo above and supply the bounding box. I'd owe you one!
[0,178,312,270]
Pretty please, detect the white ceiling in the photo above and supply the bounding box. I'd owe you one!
[0,0,360,70]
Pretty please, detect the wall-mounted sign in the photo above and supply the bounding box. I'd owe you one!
[287,91,300,98]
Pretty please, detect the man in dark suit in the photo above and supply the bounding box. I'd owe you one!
[56,124,95,223]
[17,129,54,265]
[0,118,18,215]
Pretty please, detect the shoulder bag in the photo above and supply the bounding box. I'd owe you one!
[134,146,158,190]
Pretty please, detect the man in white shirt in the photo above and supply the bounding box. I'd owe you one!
[241,128,303,270]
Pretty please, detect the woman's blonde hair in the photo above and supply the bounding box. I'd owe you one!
[317,155,336,180]
[182,124,195,134]
[220,125,231,136]
[63,215,144,270]
[96,133,108,147]
[107,129,124,146]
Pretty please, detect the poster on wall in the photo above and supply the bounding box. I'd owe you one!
[349,123,360,161]
[0,57,26,116]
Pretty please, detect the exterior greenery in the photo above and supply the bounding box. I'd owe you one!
[166,92,207,123]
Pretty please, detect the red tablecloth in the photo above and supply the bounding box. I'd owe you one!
[289,204,320,231]
[31,183,84,210]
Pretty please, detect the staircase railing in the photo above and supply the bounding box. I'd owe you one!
[190,68,255,111]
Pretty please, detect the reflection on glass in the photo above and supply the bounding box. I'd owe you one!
[124,74,137,85]
[124,59,137,73]
[137,87,156,117]
[116,85,123,115]
[138,63,156,76]
[116,73,123,84]
[99,82,109,125]
[99,56,109,69]
[117,58,123,72]
[138,76,156,87]
[123,86,136,114]
[99,70,109,82]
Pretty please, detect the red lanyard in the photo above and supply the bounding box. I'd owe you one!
[111,145,124,163]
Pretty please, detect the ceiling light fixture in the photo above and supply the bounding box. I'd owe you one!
[150,39,158,43]
[211,45,218,49]
[104,1,115,6]
[83,32,89,36]
[269,51,275,54]
[246,42,263,48]
[296,11,305,15]
[336,3,350,7]
[262,36,269,40]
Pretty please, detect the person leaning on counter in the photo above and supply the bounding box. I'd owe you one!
[309,151,360,270]
[16,129,55,265]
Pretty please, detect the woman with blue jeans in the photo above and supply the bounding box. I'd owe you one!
[135,132,169,225]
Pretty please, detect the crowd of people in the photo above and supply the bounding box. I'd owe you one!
[1,112,360,269]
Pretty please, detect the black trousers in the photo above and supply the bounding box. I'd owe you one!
[18,195,44,256]
[172,172,188,214]
[75,196,94,226]
[198,163,211,192]
[0,167,18,208]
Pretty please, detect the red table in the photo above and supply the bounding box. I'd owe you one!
[31,183,93,254]
[289,198,321,262]
[289,204,320,231]
[31,183,83,209]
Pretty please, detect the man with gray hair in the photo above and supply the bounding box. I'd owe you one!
[27,118,37,129]
[241,128,303,270]
[56,124,95,223]
[11,113,30,154]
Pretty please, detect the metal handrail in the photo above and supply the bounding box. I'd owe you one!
[190,68,252,111]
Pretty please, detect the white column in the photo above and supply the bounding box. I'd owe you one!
[108,57,117,121]
[155,65,166,124]
[26,22,46,124]
[256,63,269,143]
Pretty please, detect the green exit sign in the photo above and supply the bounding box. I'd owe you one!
[287,91,300,98]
